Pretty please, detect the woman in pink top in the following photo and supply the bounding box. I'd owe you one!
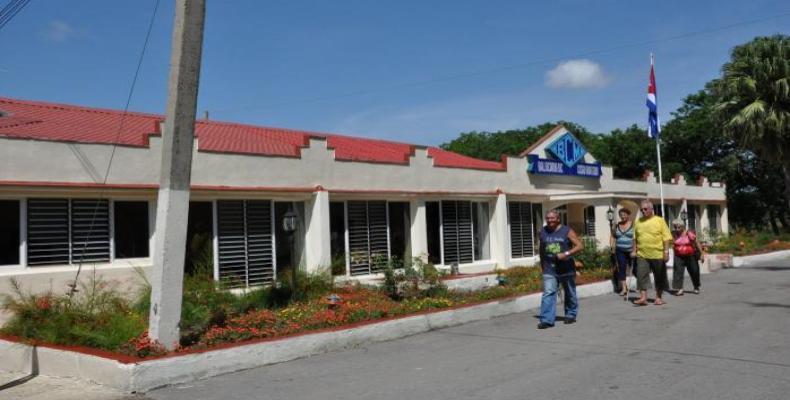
[671,220,705,295]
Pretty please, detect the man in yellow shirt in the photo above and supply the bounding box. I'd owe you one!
[632,199,672,306]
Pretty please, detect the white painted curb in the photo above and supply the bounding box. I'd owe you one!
[732,249,790,267]
[0,280,612,393]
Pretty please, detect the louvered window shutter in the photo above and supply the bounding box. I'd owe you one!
[27,199,70,266]
[347,201,370,276]
[509,202,535,258]
[245,200,274,286]
[217,200,275,288]
[347,200,390,276]
[27,198,110,266]
[441,201,473,265]
[217,200,248,287]
[367,201,389,272]
[584,206,596,237]
[70,199,110,263]
[216,200,275,288]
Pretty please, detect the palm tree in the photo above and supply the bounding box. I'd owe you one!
[712,35,790,211]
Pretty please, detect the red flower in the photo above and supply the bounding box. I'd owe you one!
[35,296,51,311]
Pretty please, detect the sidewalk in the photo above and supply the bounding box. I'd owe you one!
[0,371,136,400]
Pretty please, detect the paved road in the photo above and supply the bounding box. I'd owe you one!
[3,255,789,400]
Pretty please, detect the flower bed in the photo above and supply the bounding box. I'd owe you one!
[709,230,790,256]
[1,265,611,360]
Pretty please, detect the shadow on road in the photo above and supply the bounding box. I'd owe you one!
[743,266,790,271]
[744,302,790,309]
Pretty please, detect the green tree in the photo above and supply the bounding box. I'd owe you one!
[712,35,790,210]
[596,124,655,180]
[660,86,788,232]
[440,121,600,161]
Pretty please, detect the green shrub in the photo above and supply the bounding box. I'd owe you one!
[0,275,146,351]
[574,237,611,270]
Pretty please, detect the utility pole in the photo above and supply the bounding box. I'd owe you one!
[149,0,205,349]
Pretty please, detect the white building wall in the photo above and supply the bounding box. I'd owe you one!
[0,126,729,281]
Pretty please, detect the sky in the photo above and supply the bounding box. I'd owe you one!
[1,0,788,146]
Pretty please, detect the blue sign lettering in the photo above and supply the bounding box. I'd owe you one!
[527,154,602,178]
[546,133,588,168]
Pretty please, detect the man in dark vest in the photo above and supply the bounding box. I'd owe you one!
[538,209,584,329]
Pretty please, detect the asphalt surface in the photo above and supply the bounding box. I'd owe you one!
[2,255,788,400]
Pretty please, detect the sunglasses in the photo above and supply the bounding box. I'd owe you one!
[641,207,652,211]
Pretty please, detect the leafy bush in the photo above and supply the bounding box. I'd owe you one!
[574,237,611,269]
[709,229,790,255]
[0,274,146,351]
[380,257,447,300]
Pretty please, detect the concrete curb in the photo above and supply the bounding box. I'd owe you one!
[732,249,790,267]
[0,280,612,393]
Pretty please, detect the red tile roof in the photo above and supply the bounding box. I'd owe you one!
[0,97,506,171]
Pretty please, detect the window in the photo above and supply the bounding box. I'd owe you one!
[347,200,389,275]
[707,205,720,233]
[216,200,275,288]
[441,201,473,265]
[0,200,20,266]
[114,201,150,259]
[184,201,214,275]
[555,205,568,226]
[472,202,490,261]
[687,205,698,232]
[583,206,596,237]
[509,202,536,258]
[387,202,410,262]
[329,202,346,262]
[426,202,441,265]
[26,198,110,266]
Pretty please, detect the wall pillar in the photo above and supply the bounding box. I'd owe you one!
[594,204,612,250]
[490,193,510,269]
[409,199,428,263]
[699,204,710,240]
[720,204,729,235]
[304,189,331,273]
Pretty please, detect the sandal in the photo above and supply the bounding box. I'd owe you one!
[633,299,648,306]
[654,299,666,306]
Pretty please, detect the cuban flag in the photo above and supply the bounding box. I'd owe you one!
[646,62,660,139]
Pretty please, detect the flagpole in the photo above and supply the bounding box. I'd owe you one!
[651,53,666,218]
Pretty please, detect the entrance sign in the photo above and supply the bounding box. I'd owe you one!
[547,133,587,168]
[527,133,602,178]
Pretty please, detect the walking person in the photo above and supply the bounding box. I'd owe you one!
[671,220,704,295]
[632,200,673,306]
[610,208,634,297]
[538,209,584,329]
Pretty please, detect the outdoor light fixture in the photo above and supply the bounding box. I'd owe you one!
[681,209,688,223]
[282,211,298,233]
[606,207,615,223]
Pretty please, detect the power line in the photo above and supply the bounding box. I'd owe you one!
[212,11,790,115]
[0,0,32,31]
[68,0,162,298]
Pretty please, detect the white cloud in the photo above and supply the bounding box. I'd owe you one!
[545,59,610,89]
[41,20,75,43]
